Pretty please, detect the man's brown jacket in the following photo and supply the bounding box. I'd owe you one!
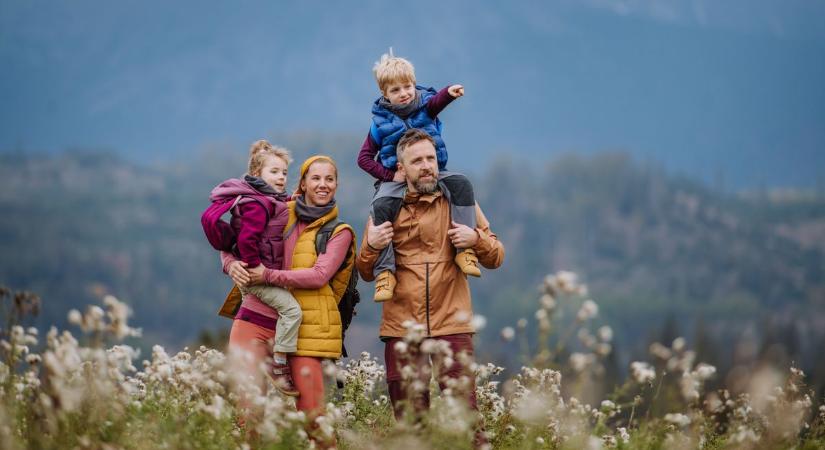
[356,190,505,338]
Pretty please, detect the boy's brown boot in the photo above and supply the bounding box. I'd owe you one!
[267,361,300,397]
[374,270,396,302]
[455,248,481,277]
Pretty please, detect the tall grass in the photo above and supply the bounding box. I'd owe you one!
[1,274,823,449]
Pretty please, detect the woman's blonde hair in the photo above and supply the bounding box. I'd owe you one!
[247,140,292,176]
[373,51,416,94]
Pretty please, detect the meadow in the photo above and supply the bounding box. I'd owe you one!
[2,271,823,450]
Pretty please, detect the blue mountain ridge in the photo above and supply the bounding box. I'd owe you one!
[2,0,824,187]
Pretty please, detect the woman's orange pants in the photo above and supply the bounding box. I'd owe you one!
[228,318,326,413]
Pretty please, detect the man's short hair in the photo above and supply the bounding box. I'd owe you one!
[397,129,436,163]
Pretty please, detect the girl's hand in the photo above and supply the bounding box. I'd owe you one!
[229,261,251,286]
[248,265,266,285]
[392,170,406,183]
[448,84,464,98]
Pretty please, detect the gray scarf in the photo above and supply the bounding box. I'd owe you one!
[244,174,288,201]
[294,195,336,224]
[379,89,423,119]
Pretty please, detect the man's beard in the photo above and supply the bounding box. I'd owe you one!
[412,171,438,194]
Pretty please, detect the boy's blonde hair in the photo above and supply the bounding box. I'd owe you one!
[248,140,292,176]
[373,52,416,94]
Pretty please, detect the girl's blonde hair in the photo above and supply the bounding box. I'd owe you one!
[373,51,416,94]
[247,140,292,176]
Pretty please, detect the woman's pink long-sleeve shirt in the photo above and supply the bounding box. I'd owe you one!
[221,222,353,318]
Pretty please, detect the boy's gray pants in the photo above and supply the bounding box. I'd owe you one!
[240,285,301,354]
[370,171,477,278]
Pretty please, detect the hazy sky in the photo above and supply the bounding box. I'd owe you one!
[2,0,824,186]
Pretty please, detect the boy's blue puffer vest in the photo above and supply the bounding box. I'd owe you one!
[370,86,448,171]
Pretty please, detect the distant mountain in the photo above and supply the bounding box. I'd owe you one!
[1,140,824,359]
[2,1,824,187]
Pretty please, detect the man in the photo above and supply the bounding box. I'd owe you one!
[356,128,505,427]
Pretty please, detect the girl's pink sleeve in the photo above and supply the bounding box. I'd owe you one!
[263,229,353,289]
[236,202,268,267]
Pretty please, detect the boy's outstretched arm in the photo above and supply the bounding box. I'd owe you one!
[426,84,464,118]
[357,133,396,182]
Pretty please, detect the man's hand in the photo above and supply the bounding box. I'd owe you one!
[392,170,406,183]
[228,261,250,286]
[366,217,394,250]
[447,84,465,98]
[447,221,479,249]
[248,265,265,285]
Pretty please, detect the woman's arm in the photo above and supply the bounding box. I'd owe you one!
[261,229,353,289]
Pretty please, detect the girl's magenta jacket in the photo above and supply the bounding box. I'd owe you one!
[209,178,289,270]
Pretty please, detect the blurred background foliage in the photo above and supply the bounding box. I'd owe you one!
[2,133,824,399]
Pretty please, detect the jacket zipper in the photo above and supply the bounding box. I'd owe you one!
[425,262,431,336]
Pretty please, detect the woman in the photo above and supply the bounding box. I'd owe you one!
[221,155,355,417]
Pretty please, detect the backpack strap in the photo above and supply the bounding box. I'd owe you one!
[315,220,357,272]
[234,195,276,222]
[315,219,342,255]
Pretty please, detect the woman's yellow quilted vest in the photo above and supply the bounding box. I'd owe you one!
[285,202,356,358]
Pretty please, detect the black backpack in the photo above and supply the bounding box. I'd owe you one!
[315,219,360,358]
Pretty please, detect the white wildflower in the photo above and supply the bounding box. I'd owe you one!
[694,363,716,381]
[601,400,616,411]
[420,339,438,354]
[630,361,656,384]
[500,327,515,341]
[570,352,595,372]
[649,342,672,360]
[393,340,408,354]
[578,328,596,347]
[597,326,613,342]
[672,337,686,352]
[577,300,599,321]
[67,309,82,326]
[664,413,691,427]
[200,394,225,420]
[540,294,556,309]
[471,314,487,331]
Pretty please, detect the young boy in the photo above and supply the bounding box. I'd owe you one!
[357,52,480,302]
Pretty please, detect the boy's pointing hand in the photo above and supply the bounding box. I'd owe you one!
[448,84,465,98]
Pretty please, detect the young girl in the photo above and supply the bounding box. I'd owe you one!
[209,140,301,397]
